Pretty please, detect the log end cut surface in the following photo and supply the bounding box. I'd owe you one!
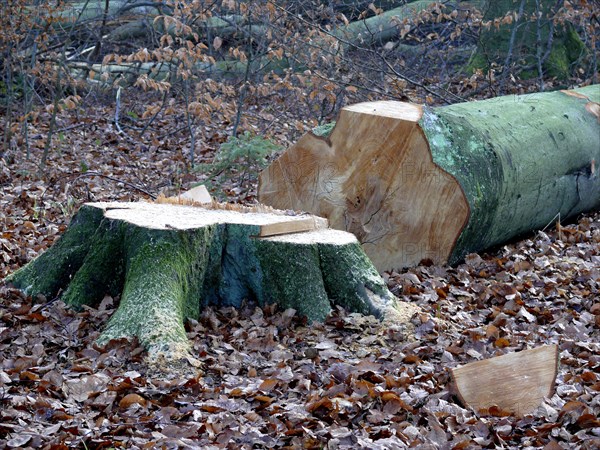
[259,101,469,271]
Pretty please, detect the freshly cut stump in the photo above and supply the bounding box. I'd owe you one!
[259,85,600,271]
[4,202,411,367]
[451,345,559,417]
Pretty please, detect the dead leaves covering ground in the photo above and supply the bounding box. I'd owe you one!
[2,212,599,448]
[1,101,600,449]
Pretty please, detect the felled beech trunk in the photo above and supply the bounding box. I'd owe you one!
[259,85,600,271]
[41,1,159,30]
[4,202,408,366]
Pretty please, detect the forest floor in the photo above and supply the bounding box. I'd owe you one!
[1,91,599,449]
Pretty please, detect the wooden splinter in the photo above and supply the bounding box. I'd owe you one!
[451,345,559,417]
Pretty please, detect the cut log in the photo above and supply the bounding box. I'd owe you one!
[38,1,160,31]
[259,85,600,271]
[3,202,414,369]
[451,345,559,417]
[69,56,294,88]
[328,1,487,51]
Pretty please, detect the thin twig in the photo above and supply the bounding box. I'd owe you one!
[27,123,90,141]
[36,172,157,217]
[535,0,545,91]
[139,90,168,138]
[114,86,124,134]
[183,80,196,168]
[232,20,254,138]
[69,172,156,199]
[498,0,526,95]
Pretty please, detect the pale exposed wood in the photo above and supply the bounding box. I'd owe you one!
[259,216,328,237]
[103,201,322,231]
[259,101,469,270]
[161,185,214,205]
[177,185,213,204]
[122,200,329,237]
[451,345,559,417]
[343,101,424,121]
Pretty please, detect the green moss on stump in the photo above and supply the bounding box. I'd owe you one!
[62,219,126,308]
[5,205,105,298]
[3,202,404,368]
[319,241,396,318]
[256,239,331,322]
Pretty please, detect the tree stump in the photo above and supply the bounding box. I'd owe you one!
[259,85,600,271]
[4,202,414,368]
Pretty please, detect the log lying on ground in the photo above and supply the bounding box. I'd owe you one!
[330,1,485,49]
[108,14,266,43]
[38,0,160,31]
[3,202,413,368]
[70,56,294,87]
[331,0,439,49]
[67,1,479,86]
[451,345,558,417]
[259,85,600,271]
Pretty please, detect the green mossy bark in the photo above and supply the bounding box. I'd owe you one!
[98,225,215,357]
[319,242,396,318]
[255,240,331,322]
[543,24,586,79]
[421,85,600,263]
[62,219,126,308]
[312,122,336,138]
[5,205,104,298]
[4,203,399,366]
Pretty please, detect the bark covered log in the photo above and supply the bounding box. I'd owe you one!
[3,202,413,368]
[69,57,294,87]
[259,85,600,271]
[331,0,439,49]
[42,0,160,30]
[67,1,472,85]
[330,1,486,50]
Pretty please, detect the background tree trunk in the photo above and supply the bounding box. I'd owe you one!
[470,0,587,85]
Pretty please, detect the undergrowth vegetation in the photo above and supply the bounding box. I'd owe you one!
[198,132,281,200]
